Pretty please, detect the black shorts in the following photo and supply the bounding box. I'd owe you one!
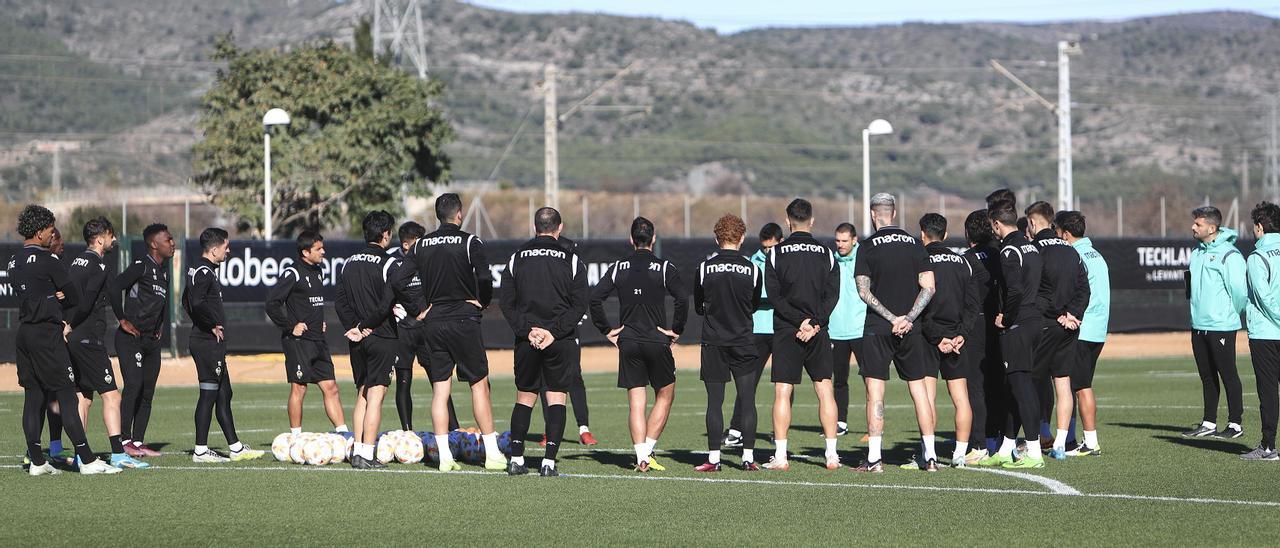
[515,338,579,393]
[618,340,676,389]
[16,323,76,392]
[68,339,117,394]
[1072,340,1105,391]
[282,337,336,384]
[189,335,227,385]
[1035,323,1079,378]
[350,336,399,388]
[930,347,968,380]
[770,328,833,384]
[424,318,489,384]
[860,331,929,381]
[751,333,773,375]
[397,324,429,372]
[700,344,759,383]
[998,321,1041,374]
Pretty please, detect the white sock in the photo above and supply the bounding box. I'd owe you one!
[743,448,755,463]
[644,437,657,457]
[868,436,882,462]
[334,424,349,433]
[512,455,525,466]
[825,437,838,457]
[1229,422,1242,431]
[922,435,936,460]
[436,435,453,461]
[1083,430,1098,447]
[1054,429,1068,451]
[290,427,302,435]
[954,441,969,461]
[354,442,367,458]
[579,425,590,435]
[194,444,208,455]
[998,437,1016,457]
[360,444,375,460]
[1025,440,1042,459]
[774,439,788,462]
[728,428,742,438]
[482,432,500,458]
[634,443,649,464]
[1201,421,1216,430]
[543,459,556,470]
[708,450,721,464]
[229,441,244,453]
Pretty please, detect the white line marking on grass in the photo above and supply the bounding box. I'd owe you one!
[958,467,1081,495]
[7,464,1280,508]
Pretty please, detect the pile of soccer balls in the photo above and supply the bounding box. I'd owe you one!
[270,429,512,466]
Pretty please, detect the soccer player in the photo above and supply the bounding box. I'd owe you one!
[409,193,502,471]
[387,221,460,432]
[1025,201,1089,460]
[266,231,349,435]
[336,210,421,470]
[852,194,936,472]
[977,200,1047,469]
[960,210,998,464]
[1244,202,1280,460]
[1056,210,1109,456]
[1184,206,1247,439]
[183,228,265,463]
[829,223,867,439]
[694,214,763,471]
[590,216,689,472]
[918,213,977,467]
[11,204,120,475]
[64,217,148,469]
[725,222,784,448]
[499,207,588,476]
[764,199,841,471]
[111,222,175,458]
[43,227,68,464]
[539,234,596,447]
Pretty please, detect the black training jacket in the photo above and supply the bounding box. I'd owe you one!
[9,244,78,325]
[409,223,492,322]
[695,248,762,347]
[67,249,112,343]
[765,231,841,332]
[922,242,979,344]
[997,231,1043,328]
[499,235,589,341]
[336,244,419,340]
[853,226,929,336]
[961,245,996,339]
[110,254,168,337]
[182,256,225,338]
[1032,228,1091,321]
[590,248,689,344]
[265,260,326,341]
[387,247,427,329]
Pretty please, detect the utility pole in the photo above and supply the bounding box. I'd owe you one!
[543,64,558,209]
[372,0,429,79]
[1269,96,1278,202]
[991,39,1080,212]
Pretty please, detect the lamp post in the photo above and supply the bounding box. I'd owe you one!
[262,108,291,240]
[861,118,893,235]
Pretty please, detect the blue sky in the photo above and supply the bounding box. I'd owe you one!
[468,0,1280,32]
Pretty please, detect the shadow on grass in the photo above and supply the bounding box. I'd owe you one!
[1155,435,1249,454]
[1111,422,1187,433]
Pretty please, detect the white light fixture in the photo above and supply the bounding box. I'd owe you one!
[262,108,291,240]
[862,118,894,235]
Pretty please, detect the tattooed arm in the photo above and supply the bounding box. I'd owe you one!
[856,274,898,323]
[905,271,936,322]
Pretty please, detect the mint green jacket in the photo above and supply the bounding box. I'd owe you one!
[751,249,772,334]
[828,245,866,340]
[1189,228,1247,332]
[1247,233,1280,340]
[1072,238,1110,343]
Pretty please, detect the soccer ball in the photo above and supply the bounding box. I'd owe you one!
[303,437,333,466]
[327,434,346,464]
[394,432,425,464]
[271,433,294,462]
[289,433,312,464]
[375,431,400,464]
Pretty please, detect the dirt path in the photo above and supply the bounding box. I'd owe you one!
[0,332,1211,392]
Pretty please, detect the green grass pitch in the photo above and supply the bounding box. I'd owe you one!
[2,356,1278,545]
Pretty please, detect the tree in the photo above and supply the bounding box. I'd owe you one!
[192,34,453,237]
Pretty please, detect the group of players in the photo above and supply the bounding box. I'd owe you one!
[14,187,1123,476]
